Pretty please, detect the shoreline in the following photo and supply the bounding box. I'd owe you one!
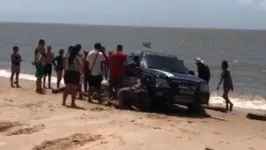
[0,78,265,149]
[1,70,265,111]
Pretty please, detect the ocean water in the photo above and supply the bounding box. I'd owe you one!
[0,22,265,110]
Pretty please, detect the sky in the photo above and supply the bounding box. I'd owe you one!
[0,0,266,29]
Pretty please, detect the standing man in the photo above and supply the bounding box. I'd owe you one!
[86,43,106,103]
[35,39,46,94]
[43,46,54,89]
[195,58,211,84]
[108,45,127,100]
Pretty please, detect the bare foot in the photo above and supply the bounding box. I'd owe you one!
[88,98,93,103]
[71,103,76,108]
[16,85,21,88]
[62,103,66,106]
[11,84,15,88]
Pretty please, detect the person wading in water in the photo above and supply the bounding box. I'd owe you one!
[217,60,234,112]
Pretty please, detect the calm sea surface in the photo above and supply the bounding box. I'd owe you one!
[0,22,265,96]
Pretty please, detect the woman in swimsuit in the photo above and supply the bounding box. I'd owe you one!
[62,44,83,107]
[217,60,234,112]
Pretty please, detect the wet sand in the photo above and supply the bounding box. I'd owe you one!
[0,78,265,150]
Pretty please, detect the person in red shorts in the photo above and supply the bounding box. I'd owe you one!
[108,45,127,100]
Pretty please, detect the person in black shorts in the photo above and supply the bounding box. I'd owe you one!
[43,46,54,88]
[53,49,64,88]
[86,43,106,103]
[62,44,82,107]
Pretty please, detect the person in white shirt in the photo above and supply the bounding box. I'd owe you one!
[86,43,106,103]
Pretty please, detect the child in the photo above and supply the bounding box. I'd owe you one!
[10,46,22,88]
[217,60,234,112]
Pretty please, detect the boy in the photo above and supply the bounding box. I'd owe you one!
[10,46,22,88]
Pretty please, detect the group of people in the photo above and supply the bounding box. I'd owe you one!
[10,39,234,111]
[30,39,128,107]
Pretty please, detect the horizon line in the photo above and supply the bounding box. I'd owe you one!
[0,21,266,31]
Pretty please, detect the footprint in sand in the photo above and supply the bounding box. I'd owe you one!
[6,124,45,136]
[0,121,21,132]
[32,133,102,150]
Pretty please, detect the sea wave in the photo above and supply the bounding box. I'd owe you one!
[0,69,265,111]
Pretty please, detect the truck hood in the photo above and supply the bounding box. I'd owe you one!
[146,68,204,83]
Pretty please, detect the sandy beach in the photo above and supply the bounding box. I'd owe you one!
[0,78,265,150]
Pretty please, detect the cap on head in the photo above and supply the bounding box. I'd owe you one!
[195,57,204,65]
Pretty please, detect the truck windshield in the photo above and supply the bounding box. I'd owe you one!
[142,55,188,74]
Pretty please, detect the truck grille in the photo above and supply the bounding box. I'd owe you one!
[171,80,198,94]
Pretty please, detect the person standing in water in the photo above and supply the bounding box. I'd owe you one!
[10,46,22,88]
[35,39,46,94]
[62,44,83,107]
[43,46,54,89]
[52,49,64,88]
[217,60,234,112]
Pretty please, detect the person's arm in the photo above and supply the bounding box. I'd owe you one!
[35,52,42,63]
[77,57,83,72]
[63,57,67,71]
[52,56,59,66]
[18,54,22,62]
[10,54,14,62]
[230,72,234,91]
[217,72,224,90]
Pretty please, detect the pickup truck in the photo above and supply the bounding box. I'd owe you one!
[123,51,210,111]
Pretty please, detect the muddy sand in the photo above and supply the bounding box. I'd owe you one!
[0,78,265,150]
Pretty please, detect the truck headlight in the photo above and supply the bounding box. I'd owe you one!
[200,83,209,92]
[155,78,169,88]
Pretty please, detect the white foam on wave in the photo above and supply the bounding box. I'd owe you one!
[0,69,59,83]
[0,69,265,111]
[0,69,108,85]
[210,93,266,111]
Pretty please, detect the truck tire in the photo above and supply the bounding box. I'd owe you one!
[187,102,202,113]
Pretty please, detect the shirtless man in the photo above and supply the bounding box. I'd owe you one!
[35,39,46,94]
[43,46,54,89]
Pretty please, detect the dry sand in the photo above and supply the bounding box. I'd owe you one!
[0,78,265,150]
